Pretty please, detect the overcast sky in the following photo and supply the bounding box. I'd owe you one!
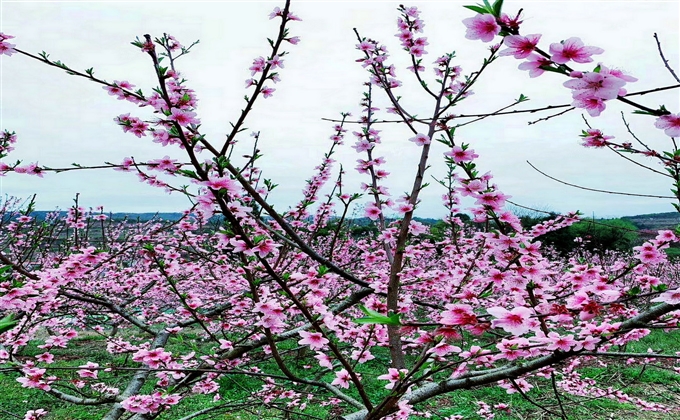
[1,1,679,219]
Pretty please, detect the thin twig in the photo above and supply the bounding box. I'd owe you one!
[654,33,680,83]
[527,161,675,199]
[527,107,575,125]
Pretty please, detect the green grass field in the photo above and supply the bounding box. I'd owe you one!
[2,329,679,419]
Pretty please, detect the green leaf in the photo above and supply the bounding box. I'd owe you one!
[653,283,668,292]
[0,314,18,334]
[177,169,199,180]
[463,5,489,14]
[354,305,402,326]
[593,64,601,73]
[492,0,504,16]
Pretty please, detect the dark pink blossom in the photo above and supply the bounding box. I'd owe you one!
[581,129,613,148]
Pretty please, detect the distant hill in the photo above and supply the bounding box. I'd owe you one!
[27,211,444,225]
[26,210,680,231]
[29,211,186,222]
[622,212,680,231]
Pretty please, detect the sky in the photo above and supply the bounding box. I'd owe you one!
[1,0,679,219]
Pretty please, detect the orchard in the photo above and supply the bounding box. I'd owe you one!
[1,1,680,419]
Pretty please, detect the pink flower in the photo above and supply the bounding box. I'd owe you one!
[440,304,477,326]
[396,202,414,214]
[572,96,606,117]
[77,362,99,379]
[314,352,333,369]
[269,7,283,19]
[474,191,509,210]
[357,40,376,52]
[0,37,16,56]
[35,353,54,364]
[268,55,284,69]
[549,37,603,64]
[655,113,680,137]
[564,72,626,101]
[445,146,478,163]
[204,175,238,193]
[249,56,266,75]
[428,342,462,357]
[487,306,534,335]
[580,129,613,148]
[409,133,430,146]
[168,108,199,126]
[331,369,351,388]
[462,14,501,43]
[499,34,541,59]
[286,36,301,45]
[254,238,279,257]
[651,289,680,304]
[542,332,577,352]
[149,156,178,173]
[364,203,382,220]
[23,409,48,420]
[377,368,408,389]
[298,331,329,350]
[518,53,552,78]
[261,86,275,98]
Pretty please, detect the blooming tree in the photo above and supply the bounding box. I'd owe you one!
[1,1,680,419]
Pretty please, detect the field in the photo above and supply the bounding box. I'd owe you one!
[3,328,679,420]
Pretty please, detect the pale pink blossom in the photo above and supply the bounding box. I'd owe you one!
[445,146,478,163]
[499,34,541,59]
[462,14,501,43]
[549,37,603,64]
[487,306,534,335]
[518,53,552,78]
[655,113,680,137]
[298,331,329,350]
[409,133,430,146]
[651,288,680,305]
[331,369,351,388]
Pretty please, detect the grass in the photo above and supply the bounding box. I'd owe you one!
[1,330,679,419]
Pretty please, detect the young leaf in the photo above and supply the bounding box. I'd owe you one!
[492,0,504,16]
[355,305,402,326]
[463,5,489,14]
